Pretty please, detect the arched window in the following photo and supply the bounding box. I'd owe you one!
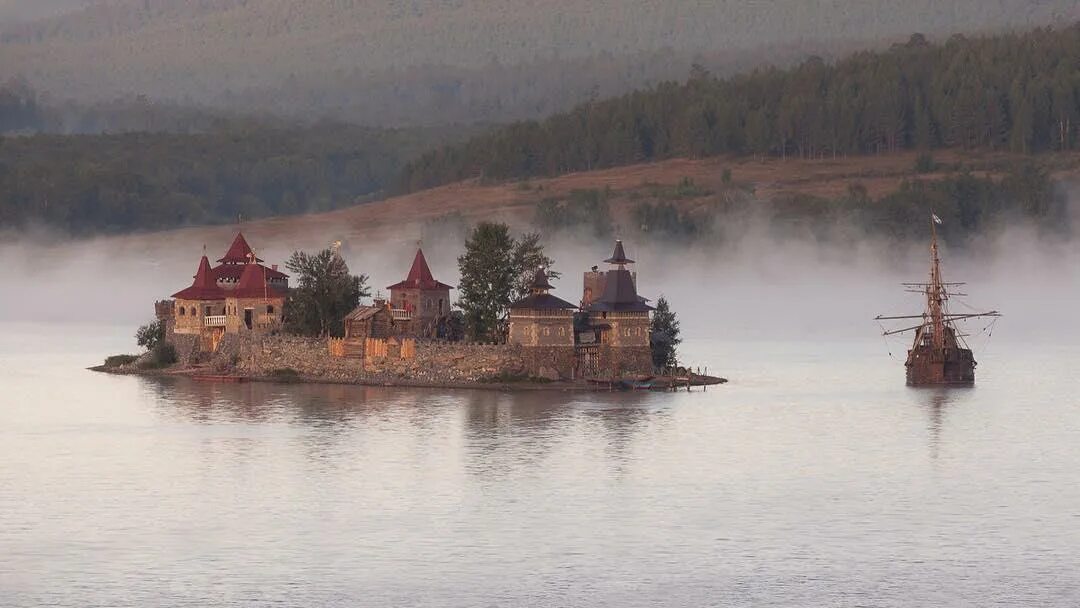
[189,307,196,316]
[179,307,185,316]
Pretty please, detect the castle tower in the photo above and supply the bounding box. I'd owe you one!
[386,247,453,338]
[586,240,654,376]
[509,267,578,379]
[170,255,226,335]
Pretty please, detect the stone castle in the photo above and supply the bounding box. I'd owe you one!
[160,232,288,351]
[158,233,656,381]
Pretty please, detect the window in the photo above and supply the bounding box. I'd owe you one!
[179,307,185,316]
[267,305,275,314]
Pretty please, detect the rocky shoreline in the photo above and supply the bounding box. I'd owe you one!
[92,333,725,392]
[90,363,613,392]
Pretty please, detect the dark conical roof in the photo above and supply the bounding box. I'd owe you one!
[172,255,225,300]
[588,268,653,312]
[510,267,575,311]
[530,267,554,290]
[604,239,634,265]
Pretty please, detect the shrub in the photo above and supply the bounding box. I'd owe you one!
[140,342,177,369]
[915,153,936,174]
[103,354,138,369]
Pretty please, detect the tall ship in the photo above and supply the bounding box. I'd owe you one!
[875,214,1000,386]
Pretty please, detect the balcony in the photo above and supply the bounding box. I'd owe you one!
[204,315,227,327]
[391,309,412,321]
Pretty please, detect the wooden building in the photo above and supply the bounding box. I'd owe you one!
[344,301,393,340]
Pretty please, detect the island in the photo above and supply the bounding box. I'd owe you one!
[96,231,725,391]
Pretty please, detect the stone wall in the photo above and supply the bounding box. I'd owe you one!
[521,345,576,380]
[170,333,202,366]
[599,345,654,377]
[220,335,531,384]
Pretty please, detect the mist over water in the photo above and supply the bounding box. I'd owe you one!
[3,217,1080,606]
[2,214,1075,347]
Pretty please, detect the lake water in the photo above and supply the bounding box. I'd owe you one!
[3,321,1079,607]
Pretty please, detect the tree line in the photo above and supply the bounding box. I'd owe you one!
[530,161,1064,247]
[399,25,1080,191]
[0,122,453,234]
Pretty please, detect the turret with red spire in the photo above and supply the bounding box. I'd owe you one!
[386,246,453,338]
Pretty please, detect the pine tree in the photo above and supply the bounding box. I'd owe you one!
[649,296,681,370]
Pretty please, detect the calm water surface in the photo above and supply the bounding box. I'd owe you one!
[2,322,1079,607]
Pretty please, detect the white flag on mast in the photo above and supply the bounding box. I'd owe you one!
[932,213,943,225]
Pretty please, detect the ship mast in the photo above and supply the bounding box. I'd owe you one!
[874,213,1000,338]
[928,214,945,350]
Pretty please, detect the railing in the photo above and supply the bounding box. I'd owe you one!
[204,315,227,327]
[391,309,412,321]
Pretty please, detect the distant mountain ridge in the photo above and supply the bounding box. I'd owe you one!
[1,0,1078,126]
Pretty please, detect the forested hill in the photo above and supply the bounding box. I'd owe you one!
[1,0,1076,125]
[398,26,1080,192]
[0,123,462,235]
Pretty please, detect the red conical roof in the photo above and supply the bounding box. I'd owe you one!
[171,255,225,300]
[386,248,454,290]
[218,232,263,264]
[231,262,284,298]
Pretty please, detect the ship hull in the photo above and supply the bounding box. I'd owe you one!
[905,347,976,386]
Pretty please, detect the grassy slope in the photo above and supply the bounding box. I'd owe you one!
[100,149,1080,257]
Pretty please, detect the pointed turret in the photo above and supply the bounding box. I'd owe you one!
[218,232,263,265]
[590,240,652,313]
[171,255,225,300]
[231,262,281,298]
[386,247,454,290]
[530,267,554,292]
[604,239,634,266]
[510,267,576,311]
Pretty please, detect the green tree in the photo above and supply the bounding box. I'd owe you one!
[457,222,556,342]
[283,247,369,337]
[135,319,165,351]
[510,231,558,302]
[649,296,681,370]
